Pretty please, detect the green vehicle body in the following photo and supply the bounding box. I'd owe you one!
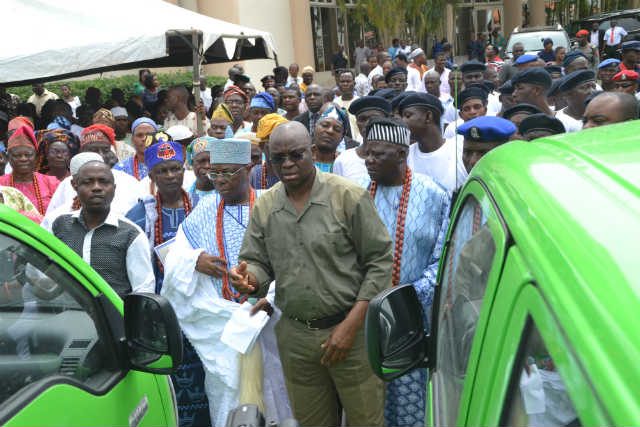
[0,207,179,426]
[367,121,640,426]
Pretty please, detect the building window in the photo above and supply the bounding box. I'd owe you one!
[310,1,363,72]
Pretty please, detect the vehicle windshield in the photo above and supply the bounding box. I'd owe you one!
[506,32,569,53]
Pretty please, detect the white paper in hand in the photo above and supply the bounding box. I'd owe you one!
[221,301,269,354]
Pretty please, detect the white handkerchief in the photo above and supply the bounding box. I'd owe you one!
[221,301,269,354]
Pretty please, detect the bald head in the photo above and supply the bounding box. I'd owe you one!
[583,92,638,129]
[268,121,315,189]
[270,121,312,149]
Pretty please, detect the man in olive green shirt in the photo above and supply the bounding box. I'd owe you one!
[231,121,392,427]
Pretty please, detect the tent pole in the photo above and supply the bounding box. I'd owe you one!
[192,29,204,136]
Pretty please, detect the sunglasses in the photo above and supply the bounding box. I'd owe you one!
[269,148,307,165]
[206,167,244,181]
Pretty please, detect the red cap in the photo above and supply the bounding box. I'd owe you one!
[80,124,116,147]
[576,29,589,37]
[7,125,38,151]
[612,70,639,82]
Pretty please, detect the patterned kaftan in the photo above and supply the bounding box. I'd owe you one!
[113,155,148,180]
[362,172,451,427]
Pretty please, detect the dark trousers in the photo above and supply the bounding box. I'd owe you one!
[605,44,620,60]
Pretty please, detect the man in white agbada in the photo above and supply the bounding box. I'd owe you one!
[161,138,291,426]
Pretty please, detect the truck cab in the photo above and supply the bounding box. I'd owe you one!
[366,121,640,426]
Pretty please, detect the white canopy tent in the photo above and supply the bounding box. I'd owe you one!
[0,0,278,86]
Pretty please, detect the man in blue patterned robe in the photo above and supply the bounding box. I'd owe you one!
[360,117,450,426]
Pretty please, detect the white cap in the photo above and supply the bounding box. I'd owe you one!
[70,152,103,176]
[166,125,194,141]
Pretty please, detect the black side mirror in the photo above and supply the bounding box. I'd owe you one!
[365,285,428,381]
[124,293,183,374]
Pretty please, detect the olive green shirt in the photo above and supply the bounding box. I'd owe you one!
[240,171,393,320]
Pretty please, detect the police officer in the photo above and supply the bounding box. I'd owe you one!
[457,115,516,174]
[518,113,566,141]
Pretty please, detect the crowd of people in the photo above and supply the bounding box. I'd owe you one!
[0,21,639,427]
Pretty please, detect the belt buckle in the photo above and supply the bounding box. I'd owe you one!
[305,319,319,330]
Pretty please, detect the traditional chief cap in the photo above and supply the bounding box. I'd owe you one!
[498,80,514,95]
[131,117,158,133]
[457,86,488,107]
[621,40,640,52]
[186,136,211,165]
[385,67,408,83]
[8,116,34,132]
[390,91,414,111]
[209,138,251,165]
[318,104,349,136]
[514,54,538,66]
[166,125,194,141]
[373,88,400,101]
[70,152,103,176]
[256,113,288,141]
[511,67,552,89]
[460,60,486,74]
[398,92,444,115]
[144,140,183,171]
[457,116,516,142]
[250,92,276,112]
[81,124,115,147]
[612,69,639,81]
[302,66,315,74]
[598,58,621,69]
[563,51,587,68]
[223,85,249,102]
[502,103,543,120]
[211,103,233,123]
[38,129,80,157]
[348,96,392,116]
[576,29,589,37]
[409,48,425,60]
[519,113,566,136]
[111,106,128,118]
[558,69,596,92]
[93,108,115,128]
[364,117,411,146]
[7,126,38,151]
[545,65,563,75]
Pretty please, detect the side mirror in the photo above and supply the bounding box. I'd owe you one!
[365,285,428,381]
[124,293,183,375]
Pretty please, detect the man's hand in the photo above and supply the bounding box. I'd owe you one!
[320,317,359,367]
[229,261,259,294]
[195,253,227,278]
[250,298,273,316]
[196,101,207,119]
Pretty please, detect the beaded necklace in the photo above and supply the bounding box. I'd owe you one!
[260,162,268,190]
[154,190,192,272]
[369,167,412,287]
[216,189,255,302]
[132,155,143,180]
[11,173,45,214]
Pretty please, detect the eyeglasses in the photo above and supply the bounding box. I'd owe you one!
[269,148,307,165]
[207,167,244,181]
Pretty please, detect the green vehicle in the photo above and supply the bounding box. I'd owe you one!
[366,121,640,426]
[0,206,183,426]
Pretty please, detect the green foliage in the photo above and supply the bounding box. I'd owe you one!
[8,71,225,103]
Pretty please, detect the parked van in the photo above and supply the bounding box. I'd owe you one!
[366,121,640,426]
[0,206,182,426]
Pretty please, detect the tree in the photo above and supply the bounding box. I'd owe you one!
[339,0,457,47]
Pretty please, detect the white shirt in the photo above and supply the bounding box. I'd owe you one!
[406,66,426,92]
[555,108,583,133]
[355,73,371,97]
[407,137,462,193]
[436,67,451,95]
[604,26,627,46]
[333,147,368,182]
[443,116,465,139]
[200,89,213,111]
[368,65,383,85]
[64,96,82,118]
[286,76,303,87]
[223,78,235,91]
[440,94,458,126]
[164,111,210,137]
[590,30,600,48]
[487,92,502,116]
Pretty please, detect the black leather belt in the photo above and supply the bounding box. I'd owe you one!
[289,311,347,330]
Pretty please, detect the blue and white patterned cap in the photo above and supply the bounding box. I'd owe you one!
[209,138,251,165]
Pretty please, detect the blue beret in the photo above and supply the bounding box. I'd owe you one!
[385,67,408,83]
[144,140,184,171]
[501,103,543,121]
[512,67,552,89]
[348,96,392,116]
[563,51,587,68]
[390,91,415,111]
[457,86,488,107]
[598,58,621,69]
[460,60,486,74]
[457,116,516,142]
[622,40,640,52]
[514,54,538,65]
[398,93,444,115]
[250,92,276,112]
[558,69,596,93]
[518,113,565,136]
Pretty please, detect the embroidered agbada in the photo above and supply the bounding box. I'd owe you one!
[360,171,450,427]
[161,192,291,427]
